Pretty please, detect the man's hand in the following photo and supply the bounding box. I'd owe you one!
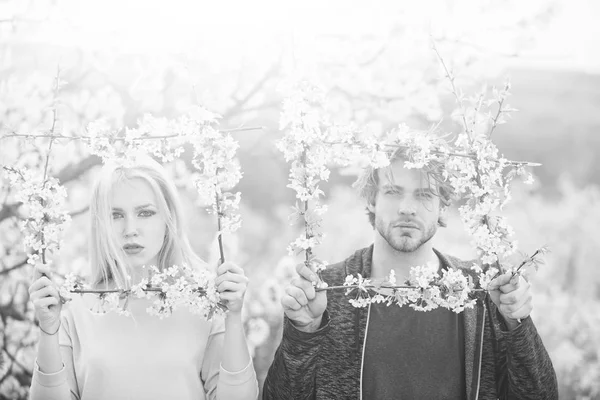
[281,261,327,333]
[488,272,533,330]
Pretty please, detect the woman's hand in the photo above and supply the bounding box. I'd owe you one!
[28,264,62,335]
[214,261,248,314]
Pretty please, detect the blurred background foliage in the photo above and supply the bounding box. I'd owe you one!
[1,0,599,399]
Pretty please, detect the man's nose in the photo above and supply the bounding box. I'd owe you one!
[397,198,417,215]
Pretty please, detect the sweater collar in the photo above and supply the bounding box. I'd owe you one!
[347,244,452,279]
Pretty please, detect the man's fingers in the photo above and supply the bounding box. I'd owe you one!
[291,277,316,300]
[489,273,527,294]
[501,298,532,321]
[499,291,518,305]
[295,262,319,284]
[488,272,511,290]
[500,276,529,294]
[281,294,302,311]
[286,285,309,307]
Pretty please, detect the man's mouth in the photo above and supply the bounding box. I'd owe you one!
[394,222,419,229]
[123,244,144,254]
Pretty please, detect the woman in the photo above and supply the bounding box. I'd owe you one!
[28,157,258,400]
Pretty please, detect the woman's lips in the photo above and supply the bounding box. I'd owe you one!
[123,244,144,255]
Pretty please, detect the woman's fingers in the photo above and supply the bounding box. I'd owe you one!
[217,281,246,293]
[33,296,60,309]
[215,271,248,286]
[30,284,60,302]
[28,276,54,295]
[31,264,53,282]
[219,291,245,302]
[217,261,244,276]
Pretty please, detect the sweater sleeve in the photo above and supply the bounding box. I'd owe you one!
[488,300,558,400]
[201,317,259,400]
[262,311,330,400]
[29,314,80,400]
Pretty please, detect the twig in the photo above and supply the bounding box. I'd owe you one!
[223,63,279,119]
[317,285,487,292]
[215,192,225,263]
[300,147,312,265]
[0,259,28,276]
[70,287,163,294]
[489,85,508,138]
[0,126,264,142]
[510,246,548,278]
[322,140,540,167]
[431,41,471,142]
[383,144,541,167]
[69,206,89,218]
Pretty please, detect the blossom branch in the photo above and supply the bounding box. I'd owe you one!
[216,192,226,263]
[511,246,550,277]
[0,126,263,142]
[317,285,486,292]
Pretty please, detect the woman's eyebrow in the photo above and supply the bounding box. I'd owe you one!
[134,203,156,210]
[111,204,156,211]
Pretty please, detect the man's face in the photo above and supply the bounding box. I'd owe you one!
[368,160,443,253]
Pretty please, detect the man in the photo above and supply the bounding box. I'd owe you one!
[263,148,558,399]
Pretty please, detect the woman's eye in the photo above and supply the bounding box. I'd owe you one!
[112,212,123,219]
[139,210,156,218]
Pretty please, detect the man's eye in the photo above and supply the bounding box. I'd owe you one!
[139,210,156,218]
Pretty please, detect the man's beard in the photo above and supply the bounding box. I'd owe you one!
[376,218,437,253]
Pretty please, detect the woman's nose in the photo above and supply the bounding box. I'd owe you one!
[123,217,139,237]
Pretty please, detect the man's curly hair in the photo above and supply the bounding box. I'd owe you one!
[353,146,455,228]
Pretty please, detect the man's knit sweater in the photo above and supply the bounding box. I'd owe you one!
[263,245,558,400]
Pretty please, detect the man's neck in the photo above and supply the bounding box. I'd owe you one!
[371,234,440,283]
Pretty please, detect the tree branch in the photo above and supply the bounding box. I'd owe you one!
[0,155,101,224]
[223,63,280,119]
[0,259,27,276]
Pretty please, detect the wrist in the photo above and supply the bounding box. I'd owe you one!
[292,315,323,333]
[225,310,243,322]
[39,320,61,336]
[498,311,523,331]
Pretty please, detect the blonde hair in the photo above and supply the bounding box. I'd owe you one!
[353,146,454,228]
[88,156,204,289]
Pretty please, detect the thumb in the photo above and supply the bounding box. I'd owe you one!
[32,264,53,282]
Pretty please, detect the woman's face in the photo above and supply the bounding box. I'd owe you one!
[110,178,167,271]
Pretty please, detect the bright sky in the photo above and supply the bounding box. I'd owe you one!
[2,0,598,74]
[510,0,600,73]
